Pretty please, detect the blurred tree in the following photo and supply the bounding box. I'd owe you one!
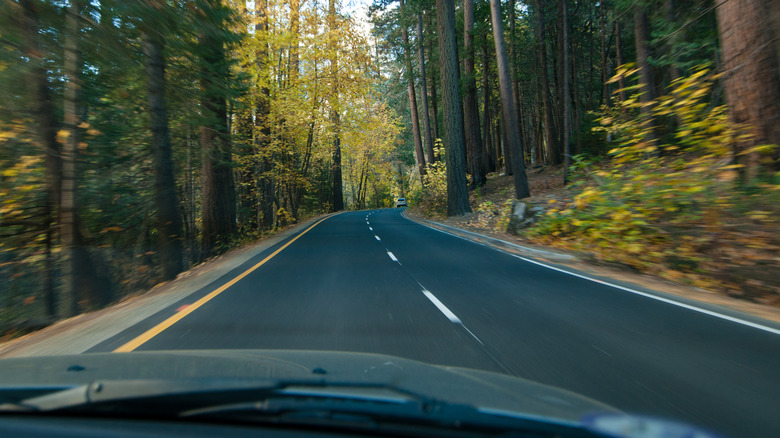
[399,0,426,181]
[463,0,484,188]
[716,0,780,184]
[139,0,184,280]
[490,0,529,198]
[435,0,471,215]
[198,0,237,256]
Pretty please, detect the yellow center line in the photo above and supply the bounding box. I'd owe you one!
[113,214,337,353]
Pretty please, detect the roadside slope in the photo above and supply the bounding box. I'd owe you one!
[0,214,331,358]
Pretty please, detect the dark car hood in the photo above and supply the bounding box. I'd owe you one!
[0,349,617,423]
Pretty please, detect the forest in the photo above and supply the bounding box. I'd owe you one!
[1,0,778,331]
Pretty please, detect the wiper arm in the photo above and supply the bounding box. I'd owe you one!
[0,380,600,436]
[0,385,89,412]
[0,380,433,415]
[180,385,428,418]
[0,379,278,414]
[180,385,598,437]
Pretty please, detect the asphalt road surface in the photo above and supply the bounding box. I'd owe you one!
[90,208,780,437]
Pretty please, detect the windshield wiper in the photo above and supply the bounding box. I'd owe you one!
[0,379,431,414]
[0,379,598,437]
[177,383,597,437]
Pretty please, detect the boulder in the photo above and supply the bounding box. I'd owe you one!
[508,201,545,234]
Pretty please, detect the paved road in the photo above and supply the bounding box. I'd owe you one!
[90,209,780,437]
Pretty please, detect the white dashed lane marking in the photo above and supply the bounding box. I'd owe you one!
[422,289,461,323]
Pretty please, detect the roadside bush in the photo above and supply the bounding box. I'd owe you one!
[528,66,780,300]
[408,141,448,218]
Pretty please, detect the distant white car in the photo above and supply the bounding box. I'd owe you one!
[396,197,408,208]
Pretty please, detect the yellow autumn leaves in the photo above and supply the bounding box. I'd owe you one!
[527,66,779,297]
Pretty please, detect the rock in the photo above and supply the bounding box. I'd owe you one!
[508,201,545,234]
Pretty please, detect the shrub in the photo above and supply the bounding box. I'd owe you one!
[409,141,448,218]
[528,66,779,294]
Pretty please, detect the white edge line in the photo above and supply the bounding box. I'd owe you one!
[422,290,462,323]
[512,254,780,336]
[386,251,398,262]
[402,212,780,337]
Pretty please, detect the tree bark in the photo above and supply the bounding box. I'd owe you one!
[510,0,528,168]
[255,0,274,229]
[560,0,571,184]
[490,0,530,199]
[290,0,300,85]
[600,2,611,107]
[634,4,659,148]
[429,31,440,146]
[615,20,626,103]
[199,1,236,256]
[417,13,435,165]
[716,0,780,183]
[534,0,560,165]
[463,0,484,188]
[400,0,426,181]
[328,0,344,211]
[61,0,82,317]
[435,0,471,216]
[18,0,60,318]
[143,27,184,280]
[482,37,495,175]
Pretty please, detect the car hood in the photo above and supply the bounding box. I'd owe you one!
[0,349,616,423]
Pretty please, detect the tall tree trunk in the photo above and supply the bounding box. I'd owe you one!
[400,0,426,181]
[328,0,344,211]
[634,4,659,149]
[560,0,571,184]
[255,0,274,229]
[716,0,780,183]
[664,0,681,83]
[463,0,484,188]
[199,1,236,256]
[490,0,530,199]
[482,38,495,175]
[417,13,435,164]
[18,0,61,318]
[61,0,82,316]
[435,0,471,216]
[600,2,611,107]
[615,20,626,103]
[290,0,300,84]
[534,0,561,165]
[429,33,440,145]
[509,0,527,167]
[143,27,184,280]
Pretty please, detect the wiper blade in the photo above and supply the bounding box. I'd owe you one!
[0,379,278,414]
[180,385,428,419]
[0,379,434,415]
[180,386,598,437]
[0,385,89,412]
[0,380,600,436]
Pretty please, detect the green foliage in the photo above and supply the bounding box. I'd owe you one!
[529,67,780,296]
[409,141,447,218]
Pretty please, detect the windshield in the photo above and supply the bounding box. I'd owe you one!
[1,1,779,437]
